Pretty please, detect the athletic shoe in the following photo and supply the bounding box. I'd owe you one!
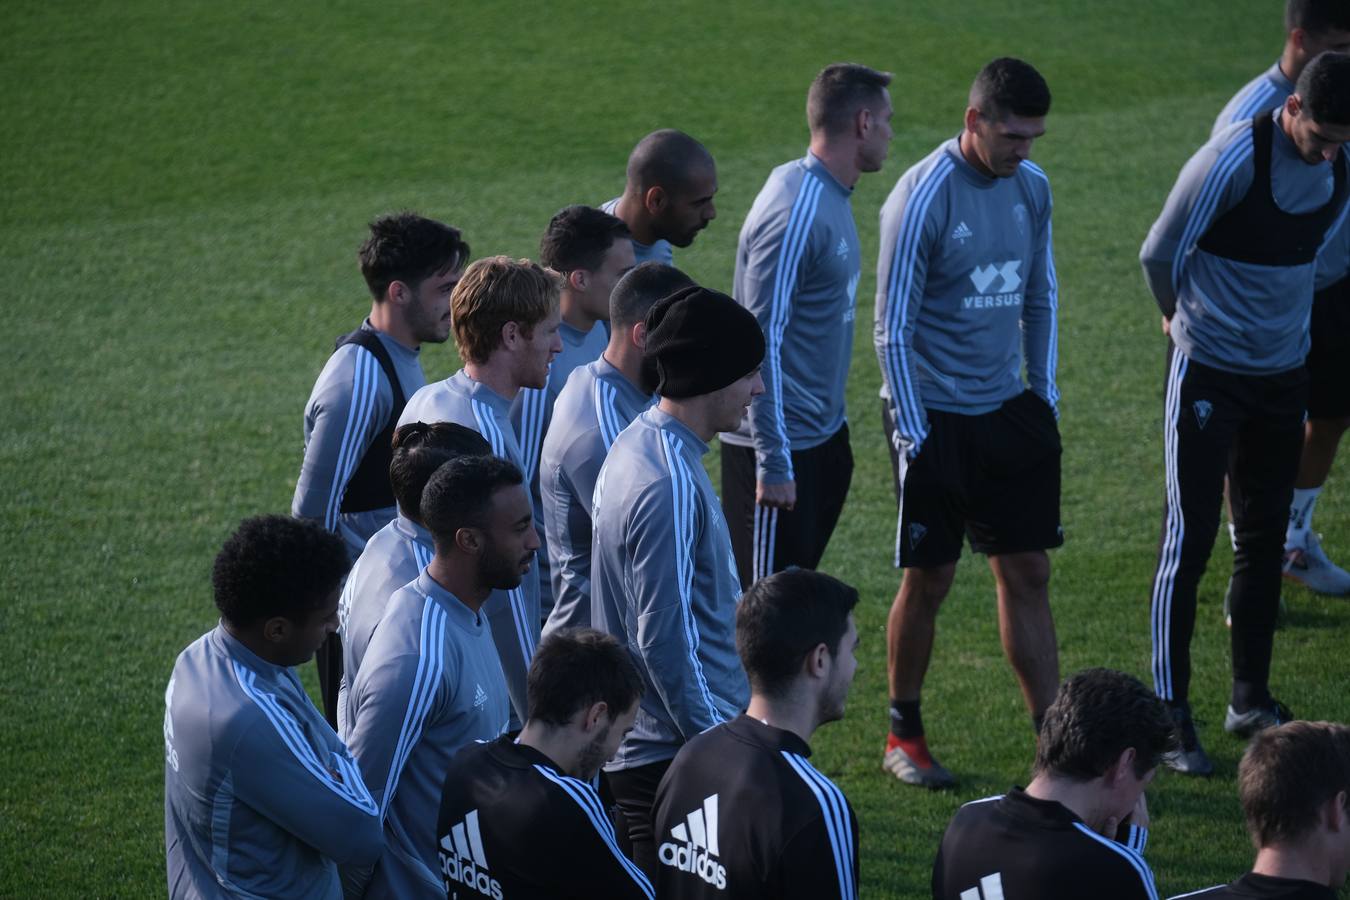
[1224,699,1293,739]
[1163,702,1213,776]
[1283,534,1350,596]
[1222,579,1288,629]
[882,734,956,789]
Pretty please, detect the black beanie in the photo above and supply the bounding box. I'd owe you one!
[643,285,766,399]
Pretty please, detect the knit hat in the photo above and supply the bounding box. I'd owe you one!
[643,285,766,398]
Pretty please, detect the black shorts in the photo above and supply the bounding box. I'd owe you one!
[1308,278,1350,420]
[883,390,1063,568]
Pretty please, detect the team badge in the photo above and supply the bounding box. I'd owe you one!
[1193,399,1213,430]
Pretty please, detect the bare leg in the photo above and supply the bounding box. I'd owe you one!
[1295,416,1349,489]
[988,550,1059,720]
[886,563,958,701]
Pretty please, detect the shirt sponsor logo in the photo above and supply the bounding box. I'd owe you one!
[1013,204,1029,237]
[960,872,1006,900]
[659,794,728,890]
[951,221,974,243]
[964,261,1023,309]
[440,809,503,900]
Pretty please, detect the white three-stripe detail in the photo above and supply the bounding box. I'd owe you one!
[326,348,381,530]
[1071,823,1159,900]
[752,505,779,583]
[884,157,955,450]
[1151,349,1189,698]
[781,751,856,900]
[533,764,655,898]
[231,662,377,814]
[382,596,446,818]
[1171,131,1255,294]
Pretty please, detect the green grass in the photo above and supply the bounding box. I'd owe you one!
[3,0,1348,896]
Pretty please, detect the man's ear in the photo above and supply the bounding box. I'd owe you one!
[1106,747,1138,787]
[454,525,481,555]
[568,269,589,293]
[582,701,610,733]
[261,616,292,645]
[630,321,648,350]
[387,279,413,309]
[499,320,522,350]
[1326,790,1348,833]
[804,642,830,680]
[1286,92,1304,120]
[963,105,982,135]
[643,185,668,214]
[855,106,873,141]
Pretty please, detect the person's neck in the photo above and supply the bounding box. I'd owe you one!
[657,396,717,441]
[425,555,491,613]
[1253,843,1336,887]
[808,136,861,189]
[368,303,419,350]
[615,193,659,246]
[515,721,582,778]
[1025,773,1113,834]
[745,691,818,745]
[957,131,997,179]
[463,357,520,402]
[561,292,600,333]
[601,336,645,392]
[1279,44,1305,85]
[221,620,289,667]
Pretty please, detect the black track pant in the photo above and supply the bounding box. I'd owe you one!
[606,759,671,881]
[1149,345,1306,705]
[721,424,854,591]
[315,633,342,729]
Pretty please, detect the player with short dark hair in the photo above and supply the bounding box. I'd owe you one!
[540,263,695,636]
[1212,2,1350,604]
[932,668,1176,900]
[436,628,652,899]
[293,211,468,725]
[335,421,490,732]
[1141,51,1350,775]
[601,129,718,265]
[653,569,861,899]
[342,455,528,899]
[1170,721,1350,898]
[165,516,381,899]
[512,207,635,618]
[591,285,765,877]
[398,256,562,725]
[875,56,1061,788]
[721,62,892,589]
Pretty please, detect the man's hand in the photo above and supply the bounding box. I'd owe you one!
[756,480,796,511]
[1103,792,1149,839]
[1161,315,1172,337]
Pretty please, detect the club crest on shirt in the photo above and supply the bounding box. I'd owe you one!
[1013,203,1029,237]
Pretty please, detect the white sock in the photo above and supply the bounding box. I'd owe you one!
[1286,487,1322,549]
[1228,520,1238,552]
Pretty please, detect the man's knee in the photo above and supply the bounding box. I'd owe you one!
[991,551,1051,599]
[899,563,958,611]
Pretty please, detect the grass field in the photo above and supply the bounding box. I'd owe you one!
[4,0,1350,896]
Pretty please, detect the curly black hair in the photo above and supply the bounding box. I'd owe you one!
[211,515,350,626]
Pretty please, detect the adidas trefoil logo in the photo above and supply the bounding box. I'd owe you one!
[659,794,728,890]
[1193,399,1213,430]
[961,872,1005,900]
[836,237,850,257]
[439,809,503,899]
[951,221,974,243]
[473,683,488,709]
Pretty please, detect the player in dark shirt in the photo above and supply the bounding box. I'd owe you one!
[1170,721,1350,900]
[653,569,861,899]
[436,628,653,900]
[932,668,1177,900]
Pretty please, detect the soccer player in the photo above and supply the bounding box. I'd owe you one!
[653,569,861,899]
[601,129,718,265]
[1213,0,1350,597]
[511,206,636,616]
[164,516,382,899]
[540,262,694,636]
[721,62,893,588]
[293,212,469,726]
[1140,52,1350,774]
[397,256,562,724]
[932,668,1175,900]
[1170,721,1350,899]
[874,57,1061,788]
[342,454,526,899]
[591,285,765,876]
[335,421,490,733]
[436,628,653,900]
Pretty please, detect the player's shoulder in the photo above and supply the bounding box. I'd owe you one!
[882,141,960,227]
